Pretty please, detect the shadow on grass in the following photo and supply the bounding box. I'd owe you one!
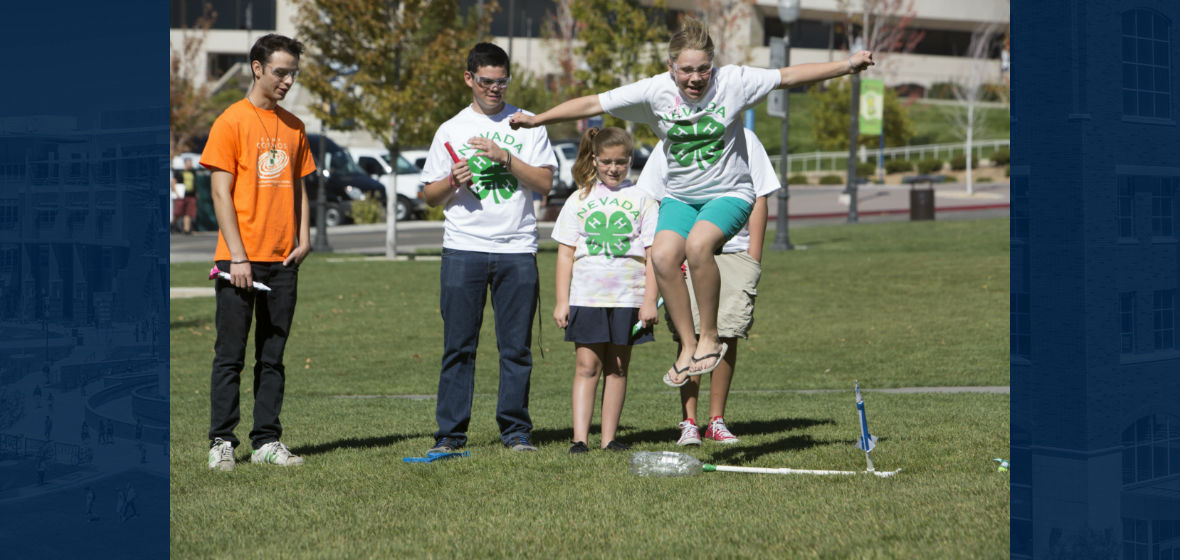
[531,424,638,446]
[618,417,834,445]
[707,434,830,464]
[295,433,425,456]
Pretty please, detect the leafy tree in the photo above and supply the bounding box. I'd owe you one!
[808,78,914,151]
[567,0,667,144]
[292,0,495,150]
[170,3,218,157]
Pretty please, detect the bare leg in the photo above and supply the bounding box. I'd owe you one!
[571,343,604,444]
[599,343,632,447]
[708,338,738,418]
[684,222,726,371]
[677,340,700,421]
[652,230,696,384]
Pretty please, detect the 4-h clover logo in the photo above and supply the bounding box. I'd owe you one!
[667,115,724,170]
[584,210,633,258]
[468,154,518,204]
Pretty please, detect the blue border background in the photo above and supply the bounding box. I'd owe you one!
[1011,1,1179,558]
[0,1,169,556]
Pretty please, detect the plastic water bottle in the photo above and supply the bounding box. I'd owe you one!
[628,451,702,476]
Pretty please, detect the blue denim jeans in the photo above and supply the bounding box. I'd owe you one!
[436,249,537,445]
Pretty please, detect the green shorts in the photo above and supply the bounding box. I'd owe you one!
[656,197,753,241]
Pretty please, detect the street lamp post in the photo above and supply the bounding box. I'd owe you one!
[771,0,799,251]
[313,103,333,253]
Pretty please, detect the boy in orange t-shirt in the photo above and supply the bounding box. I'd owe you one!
[200,34,315,471]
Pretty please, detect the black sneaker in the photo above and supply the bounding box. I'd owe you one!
[429,437,464,454]
[569,441,589,454]
[505,433,537,452]
[604,440,631,452]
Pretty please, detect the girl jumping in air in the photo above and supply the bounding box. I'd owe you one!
[513,17,873,386]
[551,127,659,453]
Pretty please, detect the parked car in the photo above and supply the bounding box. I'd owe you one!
[349,147,427,221]
[549,142,580,204]
[548,141,651,200]
[399,149,430,171]
[305,134,386,227]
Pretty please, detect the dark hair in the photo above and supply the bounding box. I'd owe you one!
[467,42,510,75]
[572,127,633,198]
[249,34,305,78]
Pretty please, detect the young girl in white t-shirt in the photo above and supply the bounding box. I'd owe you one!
[551,127,659,453]
[515,17,874,386]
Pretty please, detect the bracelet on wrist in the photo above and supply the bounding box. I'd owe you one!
[231,259,248,264]
[505,151,512,170]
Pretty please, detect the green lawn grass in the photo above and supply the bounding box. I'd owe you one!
[170,219,1009,558]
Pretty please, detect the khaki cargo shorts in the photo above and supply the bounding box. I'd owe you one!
[668,251,762,341]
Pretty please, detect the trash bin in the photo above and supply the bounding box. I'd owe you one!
[910,188,935,221]
[194,171,218,231]
[904,174,936,221]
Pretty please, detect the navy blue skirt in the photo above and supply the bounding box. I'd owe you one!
[565,306,655,346]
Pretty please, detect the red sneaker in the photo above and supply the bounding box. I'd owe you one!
[703,416,739,444]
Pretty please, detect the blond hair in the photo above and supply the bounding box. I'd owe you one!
[668,16,714,63]
[572,127,633,198]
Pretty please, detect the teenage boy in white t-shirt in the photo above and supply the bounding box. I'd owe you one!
[511,17,872,388]
[420,43,558,453]
[637,129,780,445]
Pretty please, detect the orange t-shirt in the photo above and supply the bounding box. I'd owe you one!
[200,99,316,262]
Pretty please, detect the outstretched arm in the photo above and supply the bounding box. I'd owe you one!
[509,95,603,130]
[779,50,875,89]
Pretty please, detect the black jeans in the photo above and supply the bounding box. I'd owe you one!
[208,260,299,450]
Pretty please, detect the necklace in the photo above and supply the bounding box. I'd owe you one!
[248,98,279,166]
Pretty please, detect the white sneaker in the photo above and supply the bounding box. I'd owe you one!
[677,420,701,446]
[250,441,304,467]
[207,438,235,471]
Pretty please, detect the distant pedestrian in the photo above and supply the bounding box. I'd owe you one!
[43,415,52,440]
[81,420,90,444]
[122,483,138,521]
[36,456,46,486]
[33,385,41,408]
[85,486,98,521]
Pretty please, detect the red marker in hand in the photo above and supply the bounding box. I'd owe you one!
[444,141,472,192]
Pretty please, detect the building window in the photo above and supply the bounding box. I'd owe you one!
[35,208,57,230]
[1124,518,1150,560]
[1118,175,1136,237]
[170,0,276,31]
[1121,292,1137,354]
[1121,415,1179,486]
[1151,177,1178,238]
[1122,9,1172,119]
[0,246,16,276]
[1153,289,1178,350]
[1011,292,1030,359]
[0,204,17,230]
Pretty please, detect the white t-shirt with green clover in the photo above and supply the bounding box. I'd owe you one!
[422,103,558,253]
[637,128,782,254]
[598,65,781,206]
[551,180,658,308]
